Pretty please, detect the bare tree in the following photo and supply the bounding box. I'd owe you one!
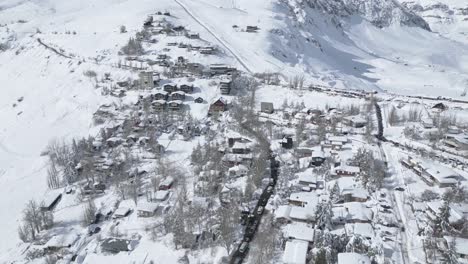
[216,203,240,254]
[47,159,61,189]
[387,106,400,126]
[82,199,97,226]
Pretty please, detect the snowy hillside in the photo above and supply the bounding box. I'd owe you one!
[1,0,468,263]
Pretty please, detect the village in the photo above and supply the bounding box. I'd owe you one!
[10,11,468,264]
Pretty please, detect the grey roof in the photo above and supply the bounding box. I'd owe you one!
[101,238,135,253]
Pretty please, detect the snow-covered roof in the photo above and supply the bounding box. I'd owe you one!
[345,223,375,239]
[444,236,468,256]
[289,206,316,221]
[282,239,309,264]
[137,202,158,213]
[333,165,360,174]
[343,115,367,124]
[114,206,131,217]
[46,233,79,248]
[284,222,315,242]
[328,135,348,143]
[333,202,372,222]
[232,141,251,149]
[168,100,183,104]
[41,190,62,208]
[160,177,174,186]
[155,190,170,201]
[424,163,461,183]
[298,173,317,184]
[275,205,291,220]
[342,188,369,200]
[289,192,319,206]
[338,253,370,264]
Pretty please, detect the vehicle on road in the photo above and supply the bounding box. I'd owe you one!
[395,187,405,191]
[257,206,264,215]
[239,242,249,253]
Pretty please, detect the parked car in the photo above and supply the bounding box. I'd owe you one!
[257,206,264,215]
[239,242,249,253]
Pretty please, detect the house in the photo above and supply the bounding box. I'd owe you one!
[342,188,369,203]
[153,91,168,100]
[444,236,468,259]
[159,177,175,190]
[163,83,177,93]
[232,141,251,154]
[209,64,232,75]
[422,119,434,129]
[186,32,199,39]
[311,150,325,166]
[298,173,317,187]
[260,102,274,114]
[443,134,468,150]
[426,202,468,225]
[295,148,313,158]
[343,115,367,128]
[345,223,374,240]
[281,136,293,149]
[154,190,170,201]
[337,253,370,264]
[45,233,79,252]
[289,192,319,208]
[219,80,232,95]
[332,165,360,177]
[274,205,292,224]
[448,126,461,134]
[194,97,204,103]
[106,137,123,148]
[168,100,183,111]
[152,100,166,111]
[289,206,317,223]
[200,46,215,54]
[101,238,136,253]
[139,71,154,88]
[180,84,194,93]
[113,206,131,219]
[170,91,186,101]
[333,202,373,224]
[423,163,463,187]
[137,202,159,217]
[246,25,259,32]
[40,191,62,211]
[282,239,308,264]
[228,164,249,177]
[208,98,227,114]
[284,222,315,243]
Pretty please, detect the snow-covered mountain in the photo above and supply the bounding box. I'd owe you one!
[0,0,468,262]
[399,0,468,44]
[299,0,430,30]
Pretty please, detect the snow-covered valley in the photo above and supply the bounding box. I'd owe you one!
[1,0,468,263]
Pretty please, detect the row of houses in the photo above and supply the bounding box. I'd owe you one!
[400,156,464,187]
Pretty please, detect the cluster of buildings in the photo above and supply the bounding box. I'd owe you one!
[400,156,465,187]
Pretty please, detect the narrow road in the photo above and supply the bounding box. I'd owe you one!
[173,0,253,73]
[375,102,410,264]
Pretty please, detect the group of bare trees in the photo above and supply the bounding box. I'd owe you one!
[18,200,54,242]
[350,148,386,191]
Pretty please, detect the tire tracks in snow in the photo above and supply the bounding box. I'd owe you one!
[173,0,253,74]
